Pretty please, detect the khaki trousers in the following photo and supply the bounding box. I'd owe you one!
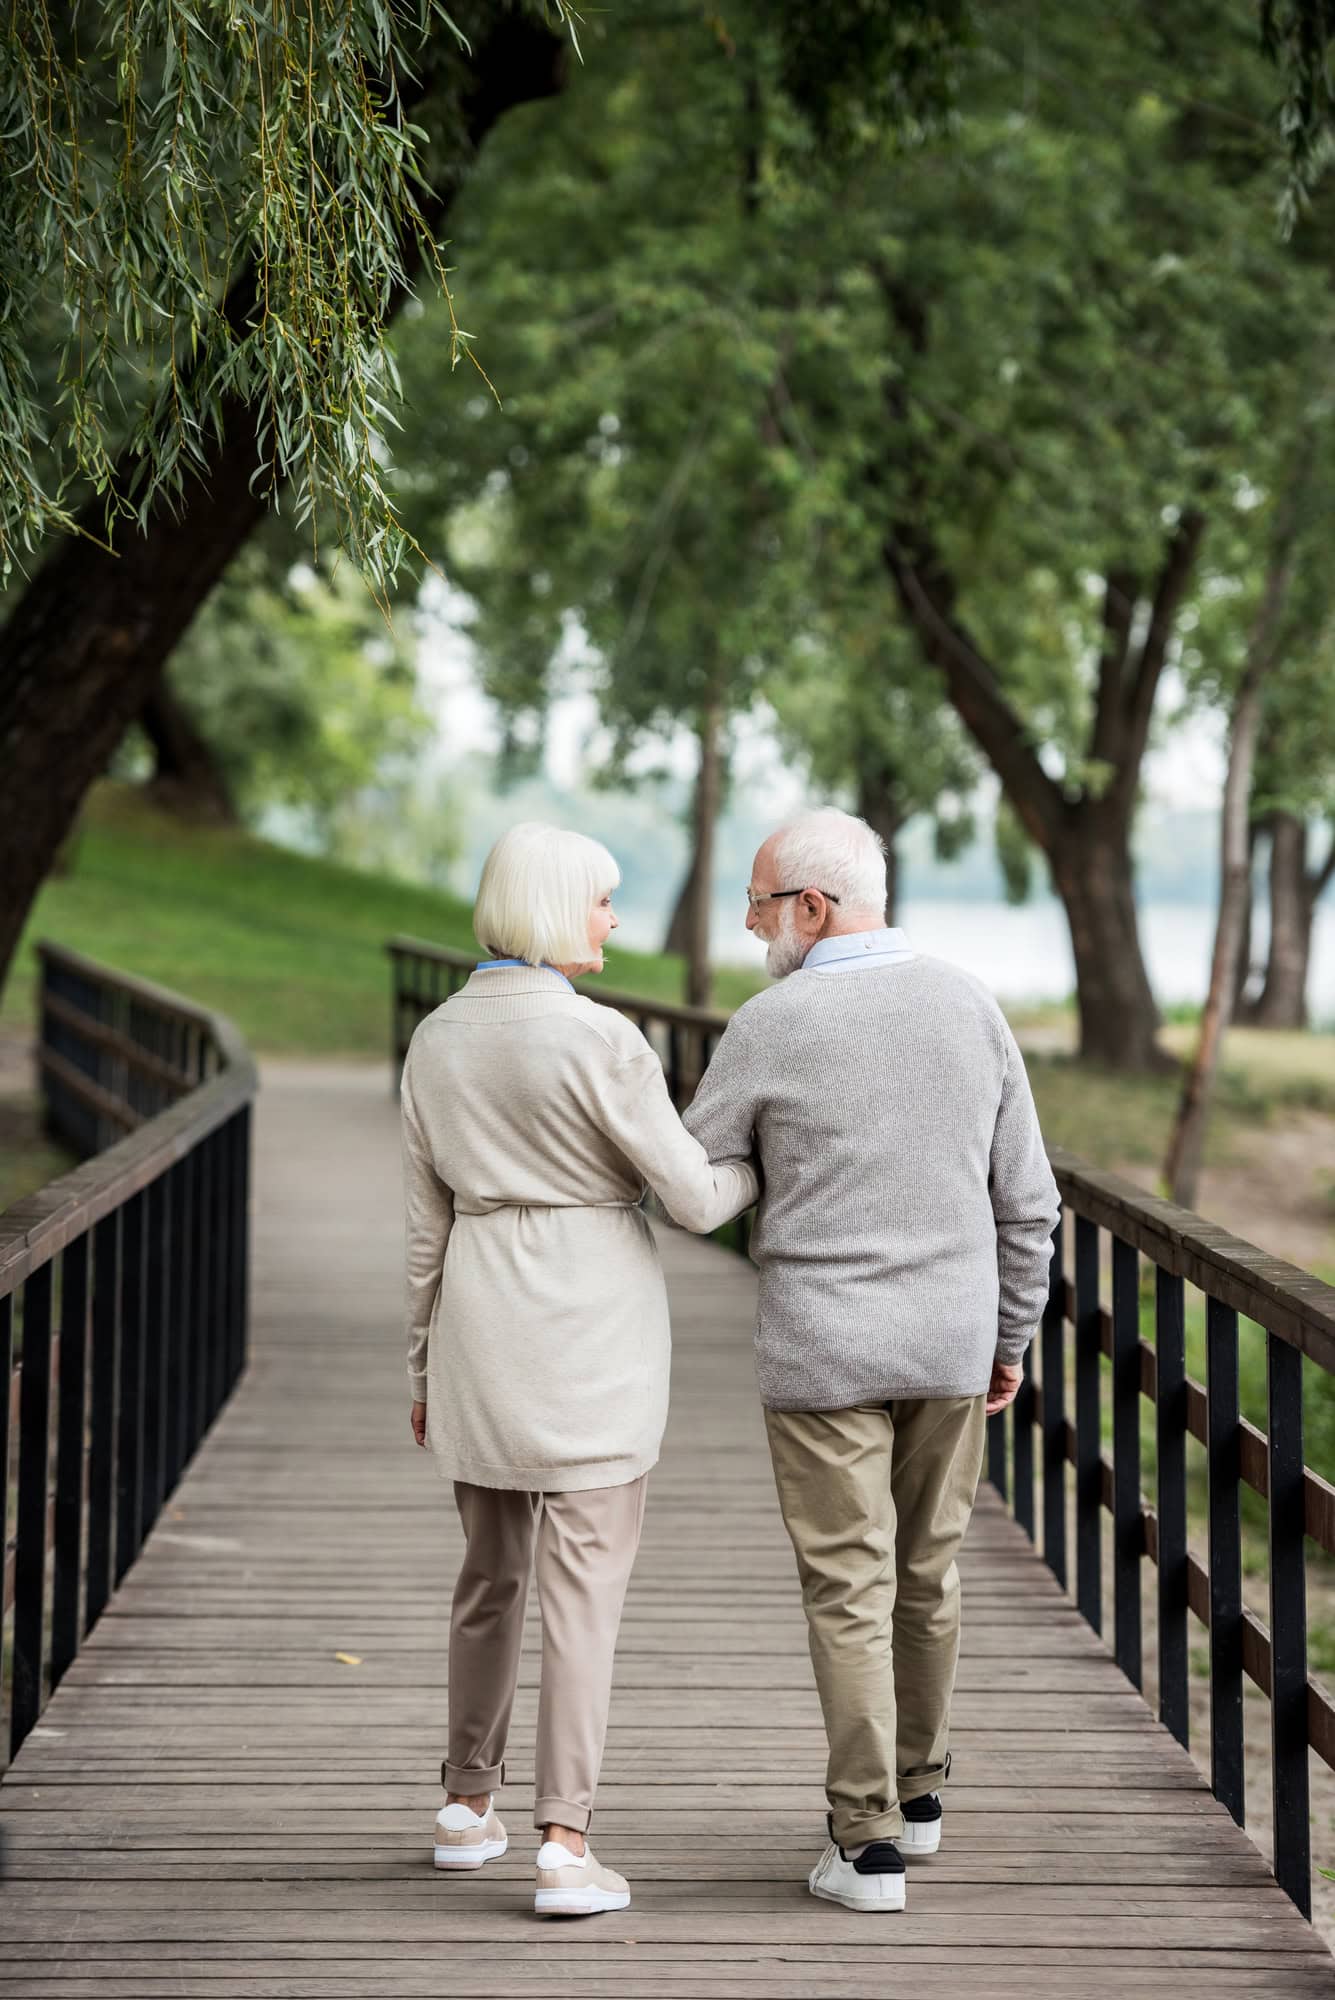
[444,1476,647,1833]
[765,1395,987,1848]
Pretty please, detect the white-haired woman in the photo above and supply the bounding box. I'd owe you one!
[401,822,758,1918]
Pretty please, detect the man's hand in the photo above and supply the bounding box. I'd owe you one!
[410,1400,427,1448]
[986,1359,1023,1416]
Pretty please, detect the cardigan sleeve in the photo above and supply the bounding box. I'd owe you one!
[598,1040,760,1234]
[400,1049,454,1403]
[681,1010,760,1163]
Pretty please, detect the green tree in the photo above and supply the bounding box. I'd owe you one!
[766,617,978,920]
[0,1,571,990]
[391,8,972,1002]
[834,5,1335,1067]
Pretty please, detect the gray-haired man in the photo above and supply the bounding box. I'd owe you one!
[683,807,1059,1913]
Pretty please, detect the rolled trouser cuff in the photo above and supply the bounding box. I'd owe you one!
[534,1794,592,1834]
[443,1758,505,1793]
[831,1806,905,1847]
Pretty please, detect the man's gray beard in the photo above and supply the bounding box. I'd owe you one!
[765,906,808,980]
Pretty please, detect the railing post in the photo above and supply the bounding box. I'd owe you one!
[165,1156,191,1493]
[1206,1296,1245,1826]
[115,1188,147,1585]
[1155,1267,1189,1749]
[0,1293,12,1674]
[1111,1235,1142,1689]
[1013,1344,1035,1540]
[51,1233,90,1689]
[85,1211,120,1633]
[140,1172,169,1541]
[986,1407,1008,1501]
[1266,1329,1310,1916]
[13,1262,54,1755]
[1074,1215,1102,1632]
[1040,1220,1066,1588]
[191,1135,212,1455]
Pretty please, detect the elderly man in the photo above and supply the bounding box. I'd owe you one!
[682,807,1059,1913]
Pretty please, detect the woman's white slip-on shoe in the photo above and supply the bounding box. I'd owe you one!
[533,1841,631,1916]
[433,1796,508,1870]
[809,1837,908,1912]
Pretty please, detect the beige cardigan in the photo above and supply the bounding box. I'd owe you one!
[401,966,759,1491]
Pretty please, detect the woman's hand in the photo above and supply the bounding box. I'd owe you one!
[410,1400,428,1447]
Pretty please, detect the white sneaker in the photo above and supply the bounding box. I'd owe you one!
[433,1795,508,1870]
[900,1791,942,1856]
[534,1840,631,1916]
[809,1837,907,1912]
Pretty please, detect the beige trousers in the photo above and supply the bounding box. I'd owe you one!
[765,1395,987,1849]
[444,1476,648,1832]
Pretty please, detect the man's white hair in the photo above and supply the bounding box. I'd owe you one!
[769,808,887,921]
[473,822,620,967]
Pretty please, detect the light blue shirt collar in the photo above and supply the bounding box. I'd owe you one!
[475,957,576,992]
[802,927,915,974]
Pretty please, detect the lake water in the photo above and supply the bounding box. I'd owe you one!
[611,895,1335,1023]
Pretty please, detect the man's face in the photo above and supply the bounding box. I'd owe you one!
[746,838,810,980]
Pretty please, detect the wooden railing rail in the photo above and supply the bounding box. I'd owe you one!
[388,932,1334,1919]
[1,944,256,1768]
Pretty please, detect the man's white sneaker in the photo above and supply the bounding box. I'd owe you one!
[534,1840,631,1916]
[900,1791,943,1856]
[433,1796,508,1870]
[809,1837,907,1912]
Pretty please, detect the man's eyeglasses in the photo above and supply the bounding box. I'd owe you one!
[746,886,841,911]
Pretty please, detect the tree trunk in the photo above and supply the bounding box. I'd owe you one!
[0,18,566,992]
[1164,662,1269,1207]
[1048,810,1167,1071]
[854,765,901,924]
[664,701,725,1008]
[1232,819,1260,1015]
[1251,809,1314,1029]
[1162,415,1312,1204]
[137,677,238,824]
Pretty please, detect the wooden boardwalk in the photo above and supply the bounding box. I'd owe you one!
[1,1062,1331,1998]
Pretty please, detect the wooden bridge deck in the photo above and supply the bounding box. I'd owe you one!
[1,1063,1331,1998]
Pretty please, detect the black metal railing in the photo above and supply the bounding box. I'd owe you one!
[389,933,1335,1920]
[983,1153,1335,1922]
[1,944,257,1767]
[389,935,728,1100]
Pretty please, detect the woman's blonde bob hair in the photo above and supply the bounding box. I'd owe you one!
[473,822,621,968]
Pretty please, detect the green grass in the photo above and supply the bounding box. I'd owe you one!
[1025,1041,1335,1175]
[0,784,766,1057]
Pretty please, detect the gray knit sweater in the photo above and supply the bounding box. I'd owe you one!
[682,955,1060,1410]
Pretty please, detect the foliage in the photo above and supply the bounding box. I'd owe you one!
[0,0,572,586]
[389,5,981,852]
[765,615,979,864]
[134,544,433,854]
[1261,0,1335,227]
[391,4,1335,837]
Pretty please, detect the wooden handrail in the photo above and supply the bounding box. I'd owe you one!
[1,946,257,1300]
[387,935,732,1033]
[1048,1146,1335,1374]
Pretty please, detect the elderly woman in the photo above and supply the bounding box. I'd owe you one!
[401,822,758,1918]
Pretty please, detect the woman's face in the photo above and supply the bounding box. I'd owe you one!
[581,889,618,972]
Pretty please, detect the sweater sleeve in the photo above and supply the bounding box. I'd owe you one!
[681,1012,760,1164]
[989,1021,1061,1367]
[599,1040,760,1233]
[400,1050,454,1403]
